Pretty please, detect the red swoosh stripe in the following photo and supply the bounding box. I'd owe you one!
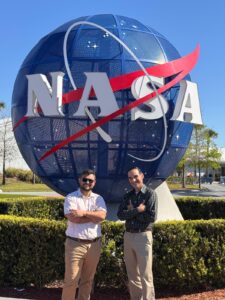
[39,45,199,161]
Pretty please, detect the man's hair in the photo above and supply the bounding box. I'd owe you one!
[79,169,96,178]
[127,166,143,174]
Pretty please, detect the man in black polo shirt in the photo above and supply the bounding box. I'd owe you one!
[117,167,158,300]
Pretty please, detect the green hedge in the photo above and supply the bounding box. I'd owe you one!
[5,168,42,183]
[0,216,65,287]
[153,220,225,291]
[1,196,225,221]
[0,196,64,220]
[175,197,225,220]
[0,216,225,292]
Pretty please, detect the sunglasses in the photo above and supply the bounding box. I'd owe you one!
[82,178,94,184]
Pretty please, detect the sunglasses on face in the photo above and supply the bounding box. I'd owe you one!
[82,178,94,184]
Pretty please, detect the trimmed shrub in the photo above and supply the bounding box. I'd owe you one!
[0,216,225,292]
[17,170,33,182]
[5,168,42,183]
[175,197,225,219]
[0,215,65,287]
[153,220,225,291]
[0,196,64,220]
[96,221,126,289]
[1,196,225,221]
[5,168,19,178]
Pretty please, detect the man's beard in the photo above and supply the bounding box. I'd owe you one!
[80,185,92,192]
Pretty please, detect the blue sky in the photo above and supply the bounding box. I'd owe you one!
[1,0,224,147]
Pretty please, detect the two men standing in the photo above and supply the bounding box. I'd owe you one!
[62,167,157,300]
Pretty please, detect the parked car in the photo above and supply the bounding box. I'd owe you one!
[220,176,225,184]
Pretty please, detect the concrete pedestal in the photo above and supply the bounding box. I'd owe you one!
[155,182,183,221]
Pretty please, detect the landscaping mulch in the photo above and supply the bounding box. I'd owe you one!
[1,281,225,300]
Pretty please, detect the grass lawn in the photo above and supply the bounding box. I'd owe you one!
[0,178,201,193]
[0,178,51,192]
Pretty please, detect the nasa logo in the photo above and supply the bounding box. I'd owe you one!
[12,15,202,199]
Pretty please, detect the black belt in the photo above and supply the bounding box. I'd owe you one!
[126,228,151,233]
[67,236,101,243]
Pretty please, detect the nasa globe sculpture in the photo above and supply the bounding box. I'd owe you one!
[12,14,202,201]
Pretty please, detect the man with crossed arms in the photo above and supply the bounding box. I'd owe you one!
[62,169,107,300]
[117,167,158,300]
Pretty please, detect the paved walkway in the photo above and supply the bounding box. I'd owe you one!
[172,182,225,198]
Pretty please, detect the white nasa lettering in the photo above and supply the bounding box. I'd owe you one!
[73,72,119,117]
[130,75,169,120]
[25,72,202,125]
[171,80,203,124]
[25,72,64,117]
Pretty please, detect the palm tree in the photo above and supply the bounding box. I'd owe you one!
[0,102,5,110]
[204,128,219,179]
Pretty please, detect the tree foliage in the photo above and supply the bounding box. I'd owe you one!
[0,102,5,110]
[0,107,17,185]
[176,125,221,188]
[182,125,221,188]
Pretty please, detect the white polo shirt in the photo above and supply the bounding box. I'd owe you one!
[64,189,107,240]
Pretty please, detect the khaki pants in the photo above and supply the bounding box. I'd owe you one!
[61,238,101,300]
[124,231,155,300]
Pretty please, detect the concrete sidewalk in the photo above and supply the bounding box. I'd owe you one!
[172,182,225,198]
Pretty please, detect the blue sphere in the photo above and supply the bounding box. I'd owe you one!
[12,14,193,201]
